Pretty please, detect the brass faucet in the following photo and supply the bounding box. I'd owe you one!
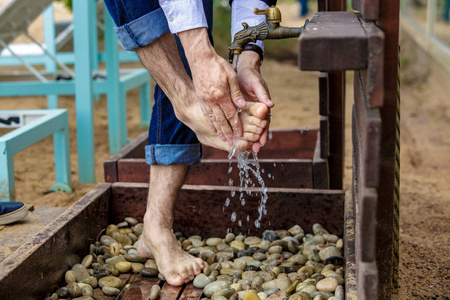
[228,5,309,60]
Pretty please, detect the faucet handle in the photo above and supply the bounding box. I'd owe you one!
[254,5,281,22]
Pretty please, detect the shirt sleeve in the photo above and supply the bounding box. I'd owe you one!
[231,0,270,51]
[158,0,208,34]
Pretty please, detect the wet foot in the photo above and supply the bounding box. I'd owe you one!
[175,100,269,153]
[137,218,204,286]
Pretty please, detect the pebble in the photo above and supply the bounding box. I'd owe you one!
[81,285,93,297]
[106,255,125,266]
[243,289,260,300]
[267,290,287,300]
[116,261,132,273]
[225,233,236,243]
[316,277,339,292]
[124,217,138,226]
[318,247,342,262]
[65,270,77,285]
[194,273,212,288]
[100,235,118,247]
[56,288,69,298]
[109,243,120,256]
[131,262,145,273]
[67,283,82,298]
[149,285,161,300]
[102,286,120,296]
[124,252,147,263]
[72,264,90,282]
[206,237,223,247]
[81,255,93,268]
[98,276,122,289]
[289,292,312,300]
[140,267,159,277]
[312,224,329,235]
[203,280,230,297]
[72,297,94,300]
[230,240,246,251]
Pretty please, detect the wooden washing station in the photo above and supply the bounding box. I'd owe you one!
[0,0,400,299]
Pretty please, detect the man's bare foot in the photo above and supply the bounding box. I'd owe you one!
[175,100,269,153]
[137,217,204,286]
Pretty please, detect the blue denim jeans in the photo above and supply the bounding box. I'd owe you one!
[104,0,213,165]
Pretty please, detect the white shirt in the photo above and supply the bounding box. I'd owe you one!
[159,0,268,50]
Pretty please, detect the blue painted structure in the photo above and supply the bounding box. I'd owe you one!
[0,1,151,183]
[0,109,72,202]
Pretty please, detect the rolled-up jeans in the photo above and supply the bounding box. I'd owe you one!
[104,0,213,165]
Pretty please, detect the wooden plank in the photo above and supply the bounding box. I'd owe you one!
[376,1,400,298]
[117,158,313,189]
[357,187,378,262]
[110,183,345,237]
[122,277,160,300]
[344,192,357,300]
[0,206,66,264]
[104,132,147,182]
[319,116,329,159]
[319,72,329,116]
[354,76,382,188]
[0,183,111,300]
[313,132,329,189]
[202,129,318,160]
[328,71,345,190]
[298,12,367,71]
[160,282,184,299]
[179,283,203,300]
[360,22,385,108]
[358,0,380,22]
[327,0,347,11]
[358,262,378,300]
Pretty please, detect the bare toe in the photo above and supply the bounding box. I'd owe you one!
[243,102,269,119]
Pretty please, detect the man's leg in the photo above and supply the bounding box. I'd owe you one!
[137,164,204,286]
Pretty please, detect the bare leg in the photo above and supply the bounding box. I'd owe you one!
[137,164,205,286]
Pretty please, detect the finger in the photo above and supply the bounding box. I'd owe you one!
[253,82,274,108]
[228,73,246,108]
[218,99,243,139]
[259,127,269,146]
[243,124,264,135]
[252,142,261,153]
[241,132,261,143]
[246,116,268,128]
[212,106,234,144]
[200,101,218,133]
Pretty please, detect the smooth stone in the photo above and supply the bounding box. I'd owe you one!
[131,263,145,273]
[235,234,245,242]
[216,243,229,251]
[67,283,82,298]
[324,257,343,265]
[270,240,288,250]
[125,217,138,226]
[211,296,228,300]
[328,274,344,285]
[336,239,343,248]
[306,261,325,273]
[288,272,307,283]
[188,235,202,241]
[258,292,268,300]
[124,252,147,263]
[288,225,304,236]
[140,267,159,277]
[220,268,242,277]
[56,288,69,298]
[45,293,58,300]
[265,287,280,296]
[109,243,121,256]
[311,249,322,262]
[287,253,308,265]
[251,276,265,288]
[288,292,312,300]
[310,291,333,300]
[316,277,338,292]
[322,234,339,243]
[303,236,325,251]
[319,247,342,262]
[106,224,119,236]
[253,252,267,261]
[313,296,325,300]
[81,285,93,297]
[334,285,344,300]
[112,232,132,246]
[275,230,290,239]
[298,266,314,277]
[230,282,243,292]
[217,251,235,262]
[193,273,212,288]
[312,224,329,235]
[102,286,120,296]
[266,290,287,300]
[203,280,230,297]
[261,277,291,291]
[301,285,317,294]
[72,264,90,282]
[206,237,223,247]
[119,228,132,234]
[100,235,118,247]
[98,276,122,289]
[191,239,205,248]
[243,289,260,300]
[65,270,77,285]
[262,230,279,242]
[145,259,158,269]
[260,240,270,251]
[116,261,132,273]
[72,297,94,300]
[149,285,161,300]
[245,236,262,245]
[212,287,236,298]
[106,256,126,266]
[288,241,299,254]
[268,246,282,254]
[80,276,98,288]
[81,255,93,268]
[225,233,236,243]
[230,240,246,251]
[133,224,144,236]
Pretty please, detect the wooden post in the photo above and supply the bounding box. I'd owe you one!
[376,1,400,298]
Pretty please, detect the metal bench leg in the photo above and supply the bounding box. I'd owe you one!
[0,142,15,202]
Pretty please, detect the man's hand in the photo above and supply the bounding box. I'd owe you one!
[179,28,246,145]
[237,50,274,152]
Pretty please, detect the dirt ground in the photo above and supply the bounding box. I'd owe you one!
[0,2,449,299]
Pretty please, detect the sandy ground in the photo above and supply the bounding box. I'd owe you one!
[0,1,449,299]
